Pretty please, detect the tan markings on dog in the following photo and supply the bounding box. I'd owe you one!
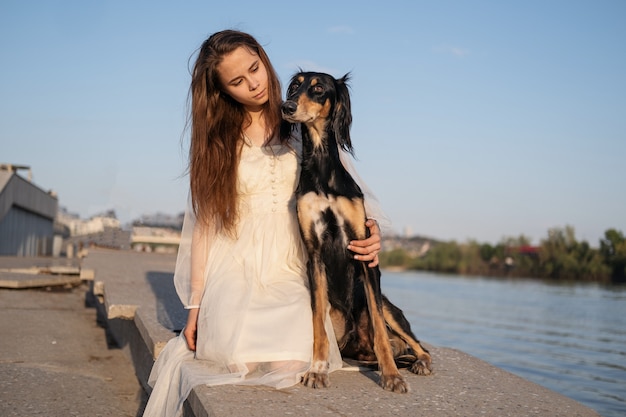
[297,192,330,245]
[329,308,347,346]
[382,304,428,357]
[319,98,332,118]
[293,96,318,118]
[355,311,376,360]
[298,194,364,246]
[311,258,330,363]
[361,270,407,391]
[309,117,328,149]
[302,256,332,388]
[364,282,397,373]
[291,88,332,149]
[298,193,360,245]
[335,196,367,239]
[382,304,432,371]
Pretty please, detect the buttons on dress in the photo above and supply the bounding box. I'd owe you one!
[269,155,280,213]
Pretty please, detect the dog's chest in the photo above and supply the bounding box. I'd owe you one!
[297,192,366,242]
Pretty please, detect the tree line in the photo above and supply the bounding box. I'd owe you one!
[379,226,626,284]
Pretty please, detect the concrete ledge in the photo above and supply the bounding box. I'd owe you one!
[80,267,95,280]
[83,248,601,417]
[0,271,82,288]
[0,258,82,289]
[135,307,177,360]
[186,354,598,417]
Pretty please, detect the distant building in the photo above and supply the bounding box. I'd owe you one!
[131,226,181,253]
[134,212,184,230]
[57,209,184,254]
[56,209,130,252]
[57,207,122,237]
[130,212,183,253]
[0,164,58,256]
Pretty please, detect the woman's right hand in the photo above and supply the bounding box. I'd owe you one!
[183,307,200,351]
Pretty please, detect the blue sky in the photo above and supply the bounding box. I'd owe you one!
[1,0,624,246]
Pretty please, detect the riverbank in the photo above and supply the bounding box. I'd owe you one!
[0,249,603,416]
[380,227,626,284]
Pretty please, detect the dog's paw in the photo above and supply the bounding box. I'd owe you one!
[410,356,433,376]
[379,373,409,393]
[301,371,330,389]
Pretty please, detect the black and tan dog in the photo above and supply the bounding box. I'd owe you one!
[281,72,432,393]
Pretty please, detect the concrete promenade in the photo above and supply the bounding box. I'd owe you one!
[2,248,602,416]
[0,255,145,416]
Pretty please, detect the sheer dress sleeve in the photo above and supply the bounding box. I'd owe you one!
[174,194,213,309]
[338,147,393,235]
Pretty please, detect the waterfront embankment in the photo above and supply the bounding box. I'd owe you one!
[0,249,603,416]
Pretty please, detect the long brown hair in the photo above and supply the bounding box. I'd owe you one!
[188,30,288,234]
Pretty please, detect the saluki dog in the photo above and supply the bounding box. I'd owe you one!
[281,72,433,393]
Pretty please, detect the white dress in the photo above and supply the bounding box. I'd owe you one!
[143,138,343,417]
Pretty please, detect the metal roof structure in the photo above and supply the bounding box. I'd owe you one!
[0,164,58,256]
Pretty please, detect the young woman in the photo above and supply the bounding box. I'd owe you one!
[143,30,389,417]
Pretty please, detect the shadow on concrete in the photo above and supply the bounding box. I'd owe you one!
[145,271,187,333]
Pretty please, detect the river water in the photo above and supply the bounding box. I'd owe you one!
[380,270,626,417]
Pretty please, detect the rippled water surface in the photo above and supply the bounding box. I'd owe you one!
[381,270,626,417]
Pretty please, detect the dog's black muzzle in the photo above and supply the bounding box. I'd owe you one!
[281,100,298,116]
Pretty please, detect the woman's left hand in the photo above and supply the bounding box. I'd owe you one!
[347,219,381,267]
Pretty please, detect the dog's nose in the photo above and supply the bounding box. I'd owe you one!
[281,101,297,115]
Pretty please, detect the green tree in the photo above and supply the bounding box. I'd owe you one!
[539,226,574,279]
[456,240,484,275]
[539,225,610,282]
[600,229,626,282]
[379,248,410,267]
[500,234,532,247]
[479,243,494,263]
[415,241,462,273]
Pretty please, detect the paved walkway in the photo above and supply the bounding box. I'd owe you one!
[0,257,145,417]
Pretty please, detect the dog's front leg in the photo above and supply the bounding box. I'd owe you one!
[302,257,331,388]
[363,267,410,393]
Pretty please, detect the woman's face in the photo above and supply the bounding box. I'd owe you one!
[217,46,269,111]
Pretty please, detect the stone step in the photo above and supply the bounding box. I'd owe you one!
[0,258,82,289]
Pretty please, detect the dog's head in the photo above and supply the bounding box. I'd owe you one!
[281,72,353,153]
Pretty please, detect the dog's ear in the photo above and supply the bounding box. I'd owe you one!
[279,117,295,138]
[333,73,353,154]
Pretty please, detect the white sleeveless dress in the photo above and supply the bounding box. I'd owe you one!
[143,138,343,417]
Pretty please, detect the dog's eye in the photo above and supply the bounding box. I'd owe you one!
[312,85,325,94]
[288,82,300,96]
